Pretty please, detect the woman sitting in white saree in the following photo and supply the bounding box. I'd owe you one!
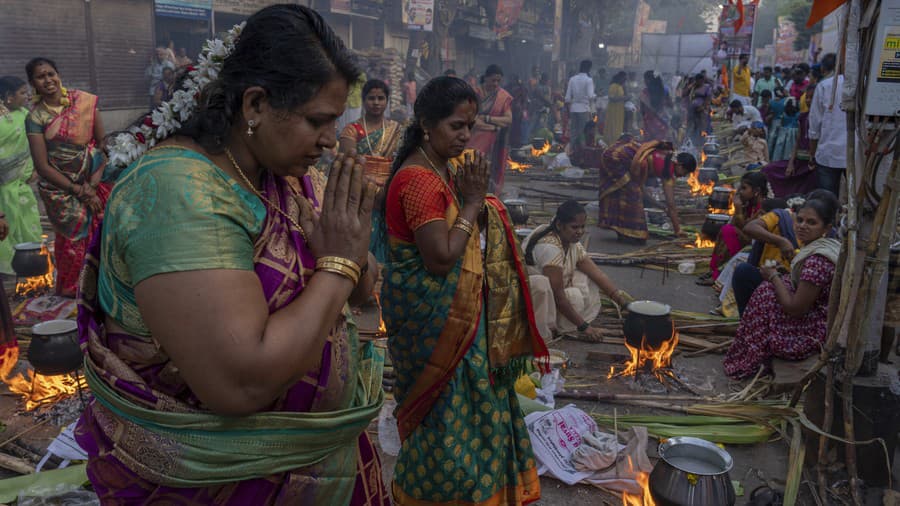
[524,200,632,340]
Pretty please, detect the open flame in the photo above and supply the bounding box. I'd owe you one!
[607,330,679,380]
[686,170,714,196]
[0,347,84,411]
[15,240,54,297]
[683,233,716,249]
[531,140,551,158]
[507,159,531,172]
[621,456,655,505]
[374,293,387,336]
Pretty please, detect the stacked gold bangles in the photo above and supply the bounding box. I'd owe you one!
[316,256,363,285]
[453,217,475,236]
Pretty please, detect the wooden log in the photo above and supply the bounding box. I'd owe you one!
[0,451,34,474]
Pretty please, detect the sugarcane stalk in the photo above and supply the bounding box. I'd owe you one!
[817,360,835,501]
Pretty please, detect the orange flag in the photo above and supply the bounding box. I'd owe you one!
[807,0,848,27]
[733,0,745,34]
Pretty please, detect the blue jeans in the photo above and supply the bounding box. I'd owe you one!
[816,164,845,197]
[733,262,763,316]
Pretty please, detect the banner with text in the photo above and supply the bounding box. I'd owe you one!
[402,0,434,32]
[155,0,212,21]
[716,1,758,59]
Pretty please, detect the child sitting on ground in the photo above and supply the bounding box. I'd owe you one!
[740,121,769,170]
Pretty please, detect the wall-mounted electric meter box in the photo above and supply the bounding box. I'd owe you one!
[864,0,900,116]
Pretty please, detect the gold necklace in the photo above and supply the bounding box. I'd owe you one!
[417,147,459,205]
[362,116,386,156]
[224,148,309,243]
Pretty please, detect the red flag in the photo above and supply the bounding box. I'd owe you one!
[733,0,745,34]
[806,0,848,27]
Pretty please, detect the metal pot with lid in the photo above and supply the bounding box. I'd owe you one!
[12,242,50,278]
[622,300,674,349]
[649,437,736,505]
[28,319,82,376]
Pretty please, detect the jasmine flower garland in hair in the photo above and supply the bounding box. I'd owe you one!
[106,22,245,169]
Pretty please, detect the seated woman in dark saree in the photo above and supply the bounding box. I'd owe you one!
[75,6,388,504]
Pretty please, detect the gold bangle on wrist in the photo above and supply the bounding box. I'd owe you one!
[316,263,360,285]
[316,256,361,277]
[453,217,475,235]
[316,261,360,280]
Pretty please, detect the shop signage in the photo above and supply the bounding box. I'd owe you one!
[402,0,434,32]
[155,0,213,20]
[214,0,294,16]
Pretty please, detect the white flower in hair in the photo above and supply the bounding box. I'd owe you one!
[106,22,246,169]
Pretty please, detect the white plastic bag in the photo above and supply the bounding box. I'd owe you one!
[377,399,401,456]
[547,152,571,170]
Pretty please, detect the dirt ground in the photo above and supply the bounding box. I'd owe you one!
[0,170,897,505]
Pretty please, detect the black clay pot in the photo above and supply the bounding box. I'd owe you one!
[12,242,49,278]
[697,167,719,185]
[28,320,82,376]
[703,155,725,169]
[701,214,731,240]
[702,142,720,155]
[623,301,674,349]
[532,138,547,150]
[708,187,734,211]
[504,199,529,226]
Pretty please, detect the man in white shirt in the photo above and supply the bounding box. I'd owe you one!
[808,53,847,197]
[565,59,595,149]
[728,99,763,130]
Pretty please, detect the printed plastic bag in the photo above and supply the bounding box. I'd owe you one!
[377,399,401,457]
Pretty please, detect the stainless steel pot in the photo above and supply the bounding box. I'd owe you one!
[12,242,49,278]
[28,319,82,376]
[644,208,667,226]
[503,199,529,226]
[649,437,736,506]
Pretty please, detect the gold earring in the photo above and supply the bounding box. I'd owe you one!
[246,119,256,137]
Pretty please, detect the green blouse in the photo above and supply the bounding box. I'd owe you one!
[98,146,265,337]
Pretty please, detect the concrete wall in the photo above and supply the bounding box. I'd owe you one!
[101,108,147,133]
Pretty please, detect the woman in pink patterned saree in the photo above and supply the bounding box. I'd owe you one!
[26,57,110,297]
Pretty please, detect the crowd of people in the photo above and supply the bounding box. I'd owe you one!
[0,2,870,504]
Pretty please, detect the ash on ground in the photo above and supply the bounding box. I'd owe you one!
[32,394,86,426]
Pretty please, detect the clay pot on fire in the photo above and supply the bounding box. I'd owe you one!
[28,320,82,376]
[708,186,734,211]
[12,242,49,278]
[701,214,731,240]
[622,300,674,349]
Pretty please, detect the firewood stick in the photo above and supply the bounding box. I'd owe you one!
[556,390,702,402]
[0,451,35,474]
[0,418,51,449]
[681,340,733,357]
